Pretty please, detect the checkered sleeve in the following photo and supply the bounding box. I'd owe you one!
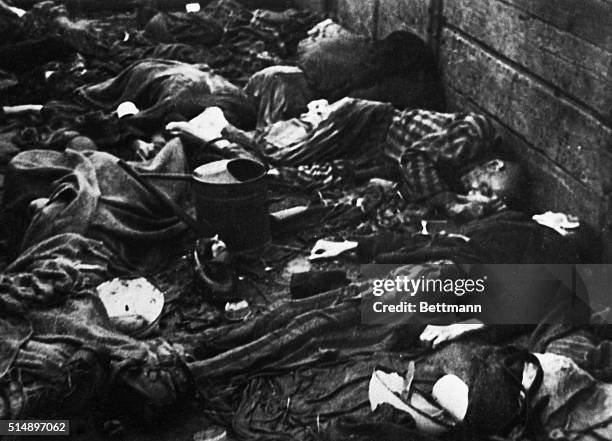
[410,113,496,164]
[399,149,447,201]
[384,109,453,161]
[396,112,496,201]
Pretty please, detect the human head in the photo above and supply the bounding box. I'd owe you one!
[374,30,433,73]
[461,159,524,207]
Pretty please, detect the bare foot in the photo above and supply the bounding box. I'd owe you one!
[166,107,229,143]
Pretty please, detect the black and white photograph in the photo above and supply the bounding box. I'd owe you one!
[0,0,611,439]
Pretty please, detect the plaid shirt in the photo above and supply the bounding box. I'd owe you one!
[385,109,497,201]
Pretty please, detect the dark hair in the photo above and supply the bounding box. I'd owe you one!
[374,31,436,76]
[373,31,446,111]
[495,161,526,209]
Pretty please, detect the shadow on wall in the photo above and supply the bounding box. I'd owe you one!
[351,30,446,111]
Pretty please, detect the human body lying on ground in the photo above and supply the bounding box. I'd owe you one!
[0,0,111,103]
[168,98,521,223]
[4,108,609,437]
[45,23,443,152]
[0,21,469,426]
[158,62,520,225]
[249,27,446,127]
[185,216,612,440]
[0,128,523,431]
[1,172,610,437]
[159,71,612,438]
[75,58,258,133]
[100,68,607,438]
[1,52,610,439]
[0,1,79,70]
[0,139,203,421]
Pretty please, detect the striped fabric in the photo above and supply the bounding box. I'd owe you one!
[545,328,596,369]
[586,340,612,380]
[547,330,612,380]
[385,109,497,202]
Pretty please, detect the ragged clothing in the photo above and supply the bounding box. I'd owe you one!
[0,234,191,420]
[296,22,445,110]
[187,282,534,441]
[239,67,499,203]
[76,59,257,132]
[245,65,316,129]
[251,97,395,166]
[244,100,498,204]
[522,353,612,441]
[0,1,106,60]
[0,138,204,420]
[385,109,498,201]
[114,0,320,87]
[3,137,192,271]
[143,11,224,47]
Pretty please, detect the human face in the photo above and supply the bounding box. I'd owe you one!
[461,159,520,201]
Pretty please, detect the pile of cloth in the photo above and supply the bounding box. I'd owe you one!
[0,138,198,420]
[0,0,321,151]
[0,1,610,440]
[0,233,192,421]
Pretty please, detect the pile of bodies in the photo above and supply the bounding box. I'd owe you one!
[0,1,611,440]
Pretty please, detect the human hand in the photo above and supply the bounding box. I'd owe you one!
[308,239,358,261]
[465,190,505,212]
[419,323,485,349]
[447,199,485,221]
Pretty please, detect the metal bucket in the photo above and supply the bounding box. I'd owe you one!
[192,158,270,252]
